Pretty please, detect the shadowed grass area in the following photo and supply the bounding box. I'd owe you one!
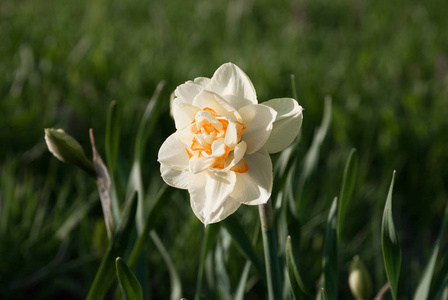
[1,0,448,298]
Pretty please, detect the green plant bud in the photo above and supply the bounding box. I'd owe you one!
[44,128,95,176]
[348,255,372,300]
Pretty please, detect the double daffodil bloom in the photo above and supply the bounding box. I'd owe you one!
[158,63,303,225]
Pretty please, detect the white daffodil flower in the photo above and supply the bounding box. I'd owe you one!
[158,63,303,225]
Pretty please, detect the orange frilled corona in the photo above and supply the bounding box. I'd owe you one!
[185,107,248,173]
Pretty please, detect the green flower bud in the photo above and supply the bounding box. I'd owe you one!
[44,128,95,176]
[349,255,372,300]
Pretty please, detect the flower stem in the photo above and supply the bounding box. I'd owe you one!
[259,199,283,300]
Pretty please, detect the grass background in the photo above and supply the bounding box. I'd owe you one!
[1,0,448,298]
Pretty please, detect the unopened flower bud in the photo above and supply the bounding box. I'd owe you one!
[44,128,95,176]
[348,255,372,300]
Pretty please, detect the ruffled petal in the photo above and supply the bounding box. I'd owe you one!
[238,104,277,154]
[172,102,201,130]
[207,63,257,110]
[262,98,303,153]
[158,132,190,170]
[174,77,211,104]
[230,147,272,205]
[188,170,239,225]
[160,164,190,189]
[193,90,242,122]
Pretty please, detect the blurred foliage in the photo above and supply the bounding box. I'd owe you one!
[1,0,448,298]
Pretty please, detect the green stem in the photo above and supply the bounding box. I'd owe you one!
[259,199,283,300]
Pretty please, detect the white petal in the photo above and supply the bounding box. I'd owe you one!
[262,98,303,153]
[174,77,210,104]
[207,63,258,110]
[224,119,238,149]
[222,141,247,171]
[188,171,239,225]
[238,104,277,154]
[189,156,216,174]
[172,102,201,130]
[230,147,272,205]
[158,133,190,170]
[193,90,242,122]
[160,164,190,189]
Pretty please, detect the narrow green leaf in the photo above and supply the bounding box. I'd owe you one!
[128,186,170,268]
[323,197,338,300]
[86,192,138,300]
[127,81,165,233]
[222,214,266,283]
[234,261,251,300]
[286,236,312,300]
[150,231,182,300]
[381,171,401,300]
[320,288,328,300]
[105,100,120,175]
[90,129,114,239]
[105,100,121,223]
[297,96,332,219]
[337,148,358,240]
[413,200,448,300]
[115,257,143,300]
[194,224,220,300]
[259,200,283,300]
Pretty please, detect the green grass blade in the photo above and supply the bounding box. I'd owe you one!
[222,214,266,283]
[381,171,401,300]
[150,230,182,300]
[413,200,448,300]
[86,192,138,300]
[90,129,114,239]
[194,224,220,300]
[296,96,332,219]
[234,261,251,300]
[115,257,143,300]
[259,200,283,300]
[105,100,120,176]
[286,236,312,300]
[128,186,169,268]
[105,100,121,223]
[337,148,358,240]
[323,197,338,300]
[127,81,165,233]
[320,288,328,300]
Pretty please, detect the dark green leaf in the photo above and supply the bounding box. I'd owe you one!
[105,100,121,223]
[337,148,358,240]
[222,214,266,283]
[86,192,138,300]
[322,197,338,300]
[381,171,401,300]
[194,224,220,300]
[115,257,143,300]
[413,200,448,300]
[286,236,312,300]
[150,231,182,300]
[127,81,165,232]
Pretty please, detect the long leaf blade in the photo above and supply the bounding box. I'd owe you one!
[413,200,448,300]
[222,214,266,283]
[286,236,312,300]
[337,148,358,240]
[381,171,401,300]
[150,230,182,300]
[86,192,138,300]
[323,197,338,299]
[116,257,143,300]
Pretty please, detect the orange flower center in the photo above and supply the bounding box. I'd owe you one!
[186,107,248,173]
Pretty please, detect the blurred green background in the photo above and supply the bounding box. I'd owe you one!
[1,0,448,298]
